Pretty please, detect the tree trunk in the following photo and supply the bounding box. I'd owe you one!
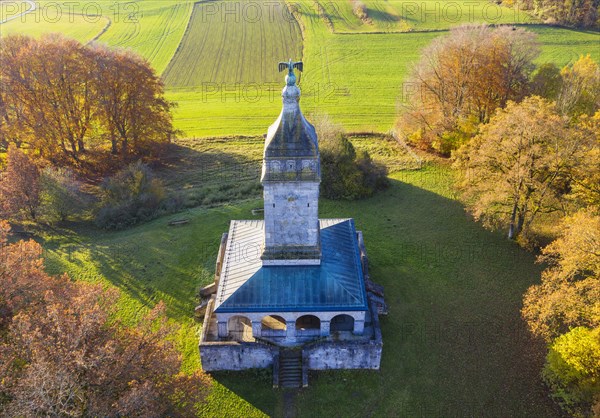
[516,212,525,238]
[121,137,128,161]
[77,138,85,153]
[508,201,519,240]
[111,137,118,155]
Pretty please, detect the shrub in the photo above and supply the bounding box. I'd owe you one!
[352,1,369,22]
[320,133,388,200]
[0,145,40,220]
[543,327,600,416]
[95,161,165,229]
[312,113,388,200]
[39,167,87,223]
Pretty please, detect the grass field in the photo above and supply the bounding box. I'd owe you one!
[35,142,558,416]
[0,0,107,42]
[163,0,302,87]
[322,0,533,33]
[2,0,598,137]
[162,0,599,137]
[0,0,194,73]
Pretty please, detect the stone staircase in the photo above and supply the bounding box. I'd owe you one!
[278,349,303,389]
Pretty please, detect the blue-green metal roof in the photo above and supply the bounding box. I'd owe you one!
[214,219,368,313]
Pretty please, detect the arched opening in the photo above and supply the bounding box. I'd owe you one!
[261,315,287,337]
[227,315,253,342]
[296,315,320,337]
[330,314,355,332]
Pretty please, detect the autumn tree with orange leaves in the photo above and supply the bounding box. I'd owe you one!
[0,221,209,416]
[398,24,539,154]
[0,34,175,165]
[0,145,40,220]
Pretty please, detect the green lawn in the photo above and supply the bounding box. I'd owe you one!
[36,139,558,416]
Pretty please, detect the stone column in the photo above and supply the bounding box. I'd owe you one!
[320,320,330,337]
[286,320,296,340]
[217,321,228,338]
[252,321,262,338]
[353,319,365,335]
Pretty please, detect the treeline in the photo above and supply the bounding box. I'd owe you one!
[0,35,181,229]
[399,24,599,156]
[399,24,599,242]
[0,34,176,166]
[399,23,600,415]
[0,221,208,416]
[513,0,599,28]
[522,209,600,416]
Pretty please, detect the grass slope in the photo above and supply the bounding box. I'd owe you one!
[0,0,107,42]
[0,0,194,73]
[38,140,558,415]
[325,0,533,33]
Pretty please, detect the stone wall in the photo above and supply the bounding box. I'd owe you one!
[200,341,277,372]
[304,341,382,370]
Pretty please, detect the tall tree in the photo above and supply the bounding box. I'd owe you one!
[0,222,209,416]
[522,208,600,342]
[521,0,599,28]
[568,111,600,207]
[4,35,95,161]
[454,96,589,240]
[0,145,40,220]
[557,54,600,117]
[399,24,539,154]
[92,45,175,159]
[0,35,33,150]
[0,35,176,166]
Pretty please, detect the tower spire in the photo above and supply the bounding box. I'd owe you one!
[261,60,321,265]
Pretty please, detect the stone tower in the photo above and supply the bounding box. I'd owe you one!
[261,60,321,265]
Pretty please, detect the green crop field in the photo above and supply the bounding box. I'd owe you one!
[162,0,304,136]
[2,0,598,137]
[161,0,599,137]
[322,0,533,33]
[163,0,302,87]
[0,0,194,73]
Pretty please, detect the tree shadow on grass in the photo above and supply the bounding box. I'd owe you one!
[43,172,560,416]
[207,370,280,417]
[309,178,560,416]
[193,177,560,417]
[42,143,264,322]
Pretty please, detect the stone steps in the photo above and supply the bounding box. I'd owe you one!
[279,350,303,389]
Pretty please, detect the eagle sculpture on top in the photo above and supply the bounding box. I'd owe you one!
[279,59,303,74]
[279,59,303,86]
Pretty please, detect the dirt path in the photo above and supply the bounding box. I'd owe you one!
[0,0,36,24]
[283,390,298,418]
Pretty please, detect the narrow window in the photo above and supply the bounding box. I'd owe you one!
[307,203,310,207]
[273,203,275,208]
